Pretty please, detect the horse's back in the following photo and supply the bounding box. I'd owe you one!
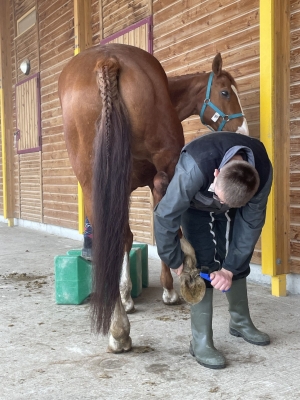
[58,44,168,103]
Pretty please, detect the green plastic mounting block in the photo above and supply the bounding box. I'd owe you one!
[131,243,149,288]
[54,255,92,305]
[55,243,149,304]
[129,247,142,298]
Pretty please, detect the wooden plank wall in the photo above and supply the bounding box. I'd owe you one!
[153,0,260,140]
[153,0,261,261]
[102,0,149,38]
[38,0,77,229]
[290,0,300,273]
[91,0,100,45]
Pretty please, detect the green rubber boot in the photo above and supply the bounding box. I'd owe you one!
[226,278,270,346]
[189,288,226,369]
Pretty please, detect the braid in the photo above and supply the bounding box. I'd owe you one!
[95,59,119,172]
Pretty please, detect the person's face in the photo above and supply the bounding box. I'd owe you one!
[212,169,226,204]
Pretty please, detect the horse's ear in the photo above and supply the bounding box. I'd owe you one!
[212,53,222,76]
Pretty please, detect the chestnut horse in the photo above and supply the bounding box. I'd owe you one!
[58,43,248,353]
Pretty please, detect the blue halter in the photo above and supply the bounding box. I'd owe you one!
[199,72,244,131]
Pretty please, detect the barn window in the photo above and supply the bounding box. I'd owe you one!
[17,7,36,36]
[15,73,41,154]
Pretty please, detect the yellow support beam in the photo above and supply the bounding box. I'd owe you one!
[260,0,290,296]
[0,1,14,227]
[260,0,276,275]
[271,275,287,297]
[0,90,8,219]
[74,0,92,234]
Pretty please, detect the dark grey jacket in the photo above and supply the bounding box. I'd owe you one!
[154,132,273,275]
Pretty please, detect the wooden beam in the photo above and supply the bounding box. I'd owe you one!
[260,0,290,296]
[74,0,92,233]
[148,0,153,16]
[99,0,103,41]
[0,0,15,226]
[74,0,92,55]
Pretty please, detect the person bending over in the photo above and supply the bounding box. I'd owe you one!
[154,131,272,369]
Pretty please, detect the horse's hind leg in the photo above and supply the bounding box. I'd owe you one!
[108,296,132,353]
[152,172,180,305]
[119,225,135,314]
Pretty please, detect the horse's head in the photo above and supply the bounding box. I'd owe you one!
[200,53,249,135]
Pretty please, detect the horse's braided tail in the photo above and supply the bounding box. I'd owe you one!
[91,57,132,335]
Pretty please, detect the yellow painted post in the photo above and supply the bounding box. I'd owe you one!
[78,181,85,234]
[0,1,14,228]
[260,0,290,296]
[0,89,12,224]
[74,0,91,234]
[260,0,276,276]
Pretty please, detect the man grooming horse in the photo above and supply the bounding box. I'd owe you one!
[154,131,272,369]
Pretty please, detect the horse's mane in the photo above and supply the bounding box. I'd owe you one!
[168,70,238,88]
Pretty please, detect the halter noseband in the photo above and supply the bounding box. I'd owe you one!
[199,72,244,131]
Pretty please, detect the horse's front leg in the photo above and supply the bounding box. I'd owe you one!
[153,171,180,305]
[161,261,180,304]
[107,295,132,353]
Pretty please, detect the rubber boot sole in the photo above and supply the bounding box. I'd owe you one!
[189,343,226,370]
[81,248,92,261]
[230,327,270,346]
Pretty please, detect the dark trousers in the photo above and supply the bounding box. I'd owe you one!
[181,208,250,287]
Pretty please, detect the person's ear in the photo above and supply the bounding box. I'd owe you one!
[214,169,220,178]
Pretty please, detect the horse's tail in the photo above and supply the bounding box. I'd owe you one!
[91,57,132,335]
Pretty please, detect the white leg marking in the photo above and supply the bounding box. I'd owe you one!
[108,296,132,353]
[162,287,180,304]
[231,85,249,136]
[119,252,135,313]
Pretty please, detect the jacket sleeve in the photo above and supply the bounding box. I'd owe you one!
[154,152,204,269]
[222,164,273,275]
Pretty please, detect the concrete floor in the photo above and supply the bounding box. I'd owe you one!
[0,221,300,400]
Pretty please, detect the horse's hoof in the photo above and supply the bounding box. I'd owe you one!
[180,274,206,304]
[162,288,180,305]
[107,335,132,353]
[121,297,135,313]
[126,305,136,314]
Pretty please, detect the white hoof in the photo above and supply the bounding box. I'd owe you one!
[107,333,132,353]
[162,288,180,305]
[121,295,135,313]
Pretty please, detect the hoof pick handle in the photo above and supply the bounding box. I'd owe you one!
[199,272,230,293]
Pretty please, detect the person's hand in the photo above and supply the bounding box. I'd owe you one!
[172,263,184,276]
[210,268,233,292]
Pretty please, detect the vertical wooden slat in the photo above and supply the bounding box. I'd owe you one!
[148,0,153,16]
[99,0,103,41]
[35,0,42,222]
